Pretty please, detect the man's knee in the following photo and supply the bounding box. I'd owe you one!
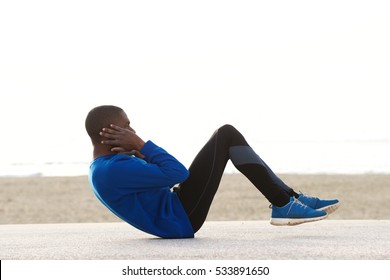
[216,124,247,145]
[218,124,237,135]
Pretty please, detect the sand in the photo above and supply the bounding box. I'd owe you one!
[0,173,389,224]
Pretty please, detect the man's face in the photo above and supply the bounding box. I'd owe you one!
[117,111,136,133]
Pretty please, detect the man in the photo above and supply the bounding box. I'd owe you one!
[85,105,339,238]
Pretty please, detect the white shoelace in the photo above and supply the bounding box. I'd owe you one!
[269,197,308,212]
[299,191,313,199]
[287,197,307,215]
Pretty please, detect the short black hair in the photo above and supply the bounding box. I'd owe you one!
[85,105,124,144]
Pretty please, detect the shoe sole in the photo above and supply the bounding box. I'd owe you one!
[270,213,328,226]
[318,202,340,215]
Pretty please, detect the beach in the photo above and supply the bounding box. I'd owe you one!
[1,173,389,224]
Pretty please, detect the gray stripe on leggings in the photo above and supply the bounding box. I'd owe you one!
[229,146,265,166]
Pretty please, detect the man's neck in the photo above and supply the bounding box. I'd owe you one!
[93,144,115,160]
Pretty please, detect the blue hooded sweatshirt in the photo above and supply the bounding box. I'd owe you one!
[89,140,194,238]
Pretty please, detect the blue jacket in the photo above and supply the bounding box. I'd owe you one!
[89,140,194,238]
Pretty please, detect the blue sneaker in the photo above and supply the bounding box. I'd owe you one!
[297,192,340,214]
[270,197,328,226]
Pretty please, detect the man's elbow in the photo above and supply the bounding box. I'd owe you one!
[176,168,189,183]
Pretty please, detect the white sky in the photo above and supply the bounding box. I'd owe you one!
[1,0,389,170]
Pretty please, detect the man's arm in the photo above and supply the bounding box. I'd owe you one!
[99,124,189,189]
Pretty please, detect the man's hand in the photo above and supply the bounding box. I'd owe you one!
[100,124,146,157]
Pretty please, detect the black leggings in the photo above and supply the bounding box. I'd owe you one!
[175,124,297,233]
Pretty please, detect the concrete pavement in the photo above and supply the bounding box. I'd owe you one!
[1,220,389,260]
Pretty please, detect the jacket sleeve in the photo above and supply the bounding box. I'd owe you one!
[107,140,189,190]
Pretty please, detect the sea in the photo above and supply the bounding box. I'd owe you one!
[0,140,389,177]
